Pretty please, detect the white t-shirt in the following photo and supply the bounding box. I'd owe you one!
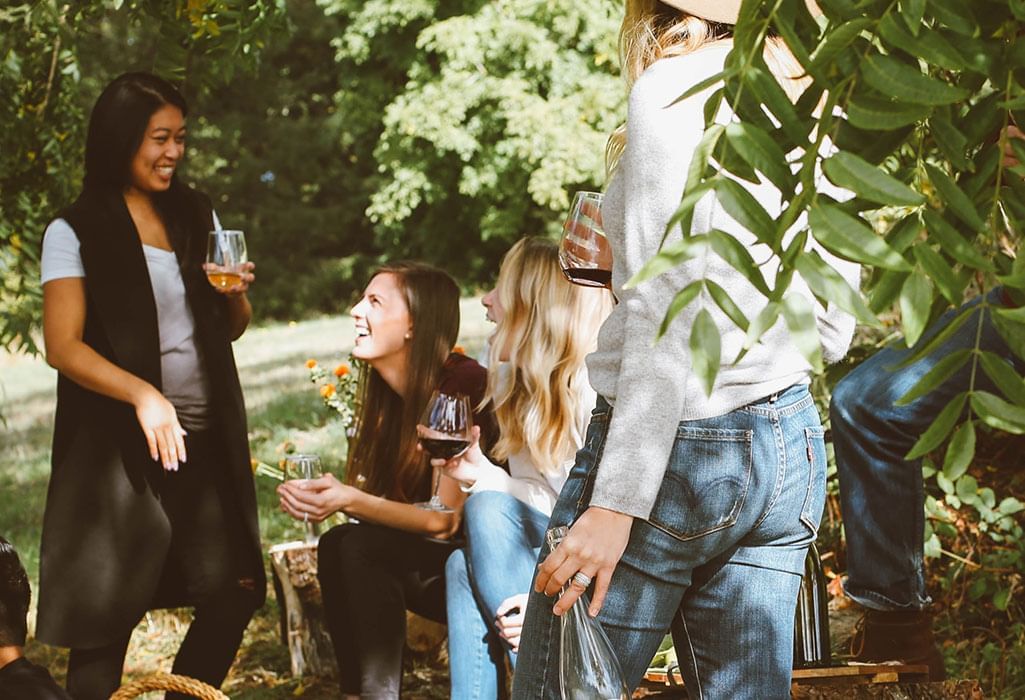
[466,366,595,516]
[40,217,214,430]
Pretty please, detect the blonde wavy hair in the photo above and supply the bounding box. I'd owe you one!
[486,238,613,475]
[607,0,809,175]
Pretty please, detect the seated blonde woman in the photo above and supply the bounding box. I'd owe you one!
[430,237,612,699]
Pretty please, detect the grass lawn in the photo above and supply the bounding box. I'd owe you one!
[0,298,492,698]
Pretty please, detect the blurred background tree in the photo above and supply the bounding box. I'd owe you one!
[0,0,623,353]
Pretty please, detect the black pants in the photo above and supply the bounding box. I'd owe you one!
[317,522,455,698]
[66,431,261,700]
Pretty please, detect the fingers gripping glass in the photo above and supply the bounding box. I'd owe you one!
[206,229,247,289]
[415,391,473,513]
[559,192,613,290]
[284,453,323,541]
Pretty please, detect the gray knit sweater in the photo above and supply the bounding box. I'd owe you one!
[586,44,860,520]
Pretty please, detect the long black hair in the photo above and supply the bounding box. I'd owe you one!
[84,71,188,193]
[82,72,206,256]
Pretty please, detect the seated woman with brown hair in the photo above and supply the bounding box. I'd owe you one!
[277,261,496,700]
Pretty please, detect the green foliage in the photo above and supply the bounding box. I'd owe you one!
[0,0,286,353]
[321,0,623,282]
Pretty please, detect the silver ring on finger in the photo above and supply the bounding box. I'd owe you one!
[571,572,592,588]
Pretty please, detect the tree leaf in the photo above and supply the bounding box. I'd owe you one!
[978,350,1025,406]
[898,305,974,367]
[667,68,737,107]
[809,202,912,270]
[912,244,966,305]
[690,308,721,396]
[971,391,1025,435]
[923,164,985,231]
[931,114,973,172]
[929,0,978,36]
[895,349,971,406]
[879,14,967,70]
[809,17,872,75]
[847,96,932,131]
[741,301,781,356]
[906,392,967,459]
[745,64,809,145]
[724,122,794,193]
[629,235,709,288]
[942,420,975,481]
[993,306,1025,361]
[900,0,926,34]
[822,150,925,207]
[657,281,704,340]
[782,293,823,372]
[869,269,910,314]
[955,473,978,501]
[713,177,777,245]
[921,210,995,271]
[861,53,969,106]
[708,229,771,296]
[705,279,749,332]
[794,250,878,326]
[899,269,935,347]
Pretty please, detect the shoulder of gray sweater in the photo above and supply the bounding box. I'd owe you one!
[630,44,732,111]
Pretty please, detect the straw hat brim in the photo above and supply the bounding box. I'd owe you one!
[660,0,821,24]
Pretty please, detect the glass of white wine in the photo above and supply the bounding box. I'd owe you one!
[284,453,324,542]
[206,229,247,290]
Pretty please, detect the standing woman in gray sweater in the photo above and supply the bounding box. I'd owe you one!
[512,1,859,698]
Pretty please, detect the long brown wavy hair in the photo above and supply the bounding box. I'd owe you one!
[345,262,461,503]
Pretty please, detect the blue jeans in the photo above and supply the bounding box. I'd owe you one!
[446,491,551,700]
[512,385,826,699]
[830,289,1023,611]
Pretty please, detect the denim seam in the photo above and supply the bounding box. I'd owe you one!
[575,411,612,515]
[676,608,704,700]
[750,412,787,533]
[647,431,754,542]
[799,427,824,534]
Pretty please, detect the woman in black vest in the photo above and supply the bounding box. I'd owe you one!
[36,72,264,700]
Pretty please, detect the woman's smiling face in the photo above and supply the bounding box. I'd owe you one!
[351,272,412,367]
[127,104,185,195]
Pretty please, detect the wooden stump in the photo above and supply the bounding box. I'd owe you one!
[268,540,337,678]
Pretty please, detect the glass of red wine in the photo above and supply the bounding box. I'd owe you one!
[415,391,473,512]
[559,191,612,289]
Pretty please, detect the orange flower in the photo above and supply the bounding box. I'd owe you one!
[306,358,318,369]
[320,383,336,398]
[452,345,466,355]
[334,363,350,377]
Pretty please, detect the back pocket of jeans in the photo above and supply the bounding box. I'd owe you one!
[647,426,753,541]
[800,426,827,534]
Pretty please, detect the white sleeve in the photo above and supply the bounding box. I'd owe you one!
[40,219,85,284]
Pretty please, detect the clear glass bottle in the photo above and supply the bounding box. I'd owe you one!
[793,542,832,668]
[545,526,630,700]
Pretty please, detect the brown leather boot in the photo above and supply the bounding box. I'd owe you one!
[849,609,946,681]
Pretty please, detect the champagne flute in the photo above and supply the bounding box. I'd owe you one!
[415,391,473,513]
[284,453,323,541]
[206,229,247,290]
[559,191,613,289]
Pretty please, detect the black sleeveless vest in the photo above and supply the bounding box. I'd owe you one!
[36,186,265,649]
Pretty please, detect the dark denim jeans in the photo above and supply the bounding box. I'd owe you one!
[830,289,1024,611]
[512,384,826,699]
[446,491,551,699]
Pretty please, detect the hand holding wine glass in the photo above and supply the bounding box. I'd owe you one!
[415,391,473,512]
[283,453,323,525]
[559,191,613,289]
[205,229,255,295]
[427,424,484,487]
